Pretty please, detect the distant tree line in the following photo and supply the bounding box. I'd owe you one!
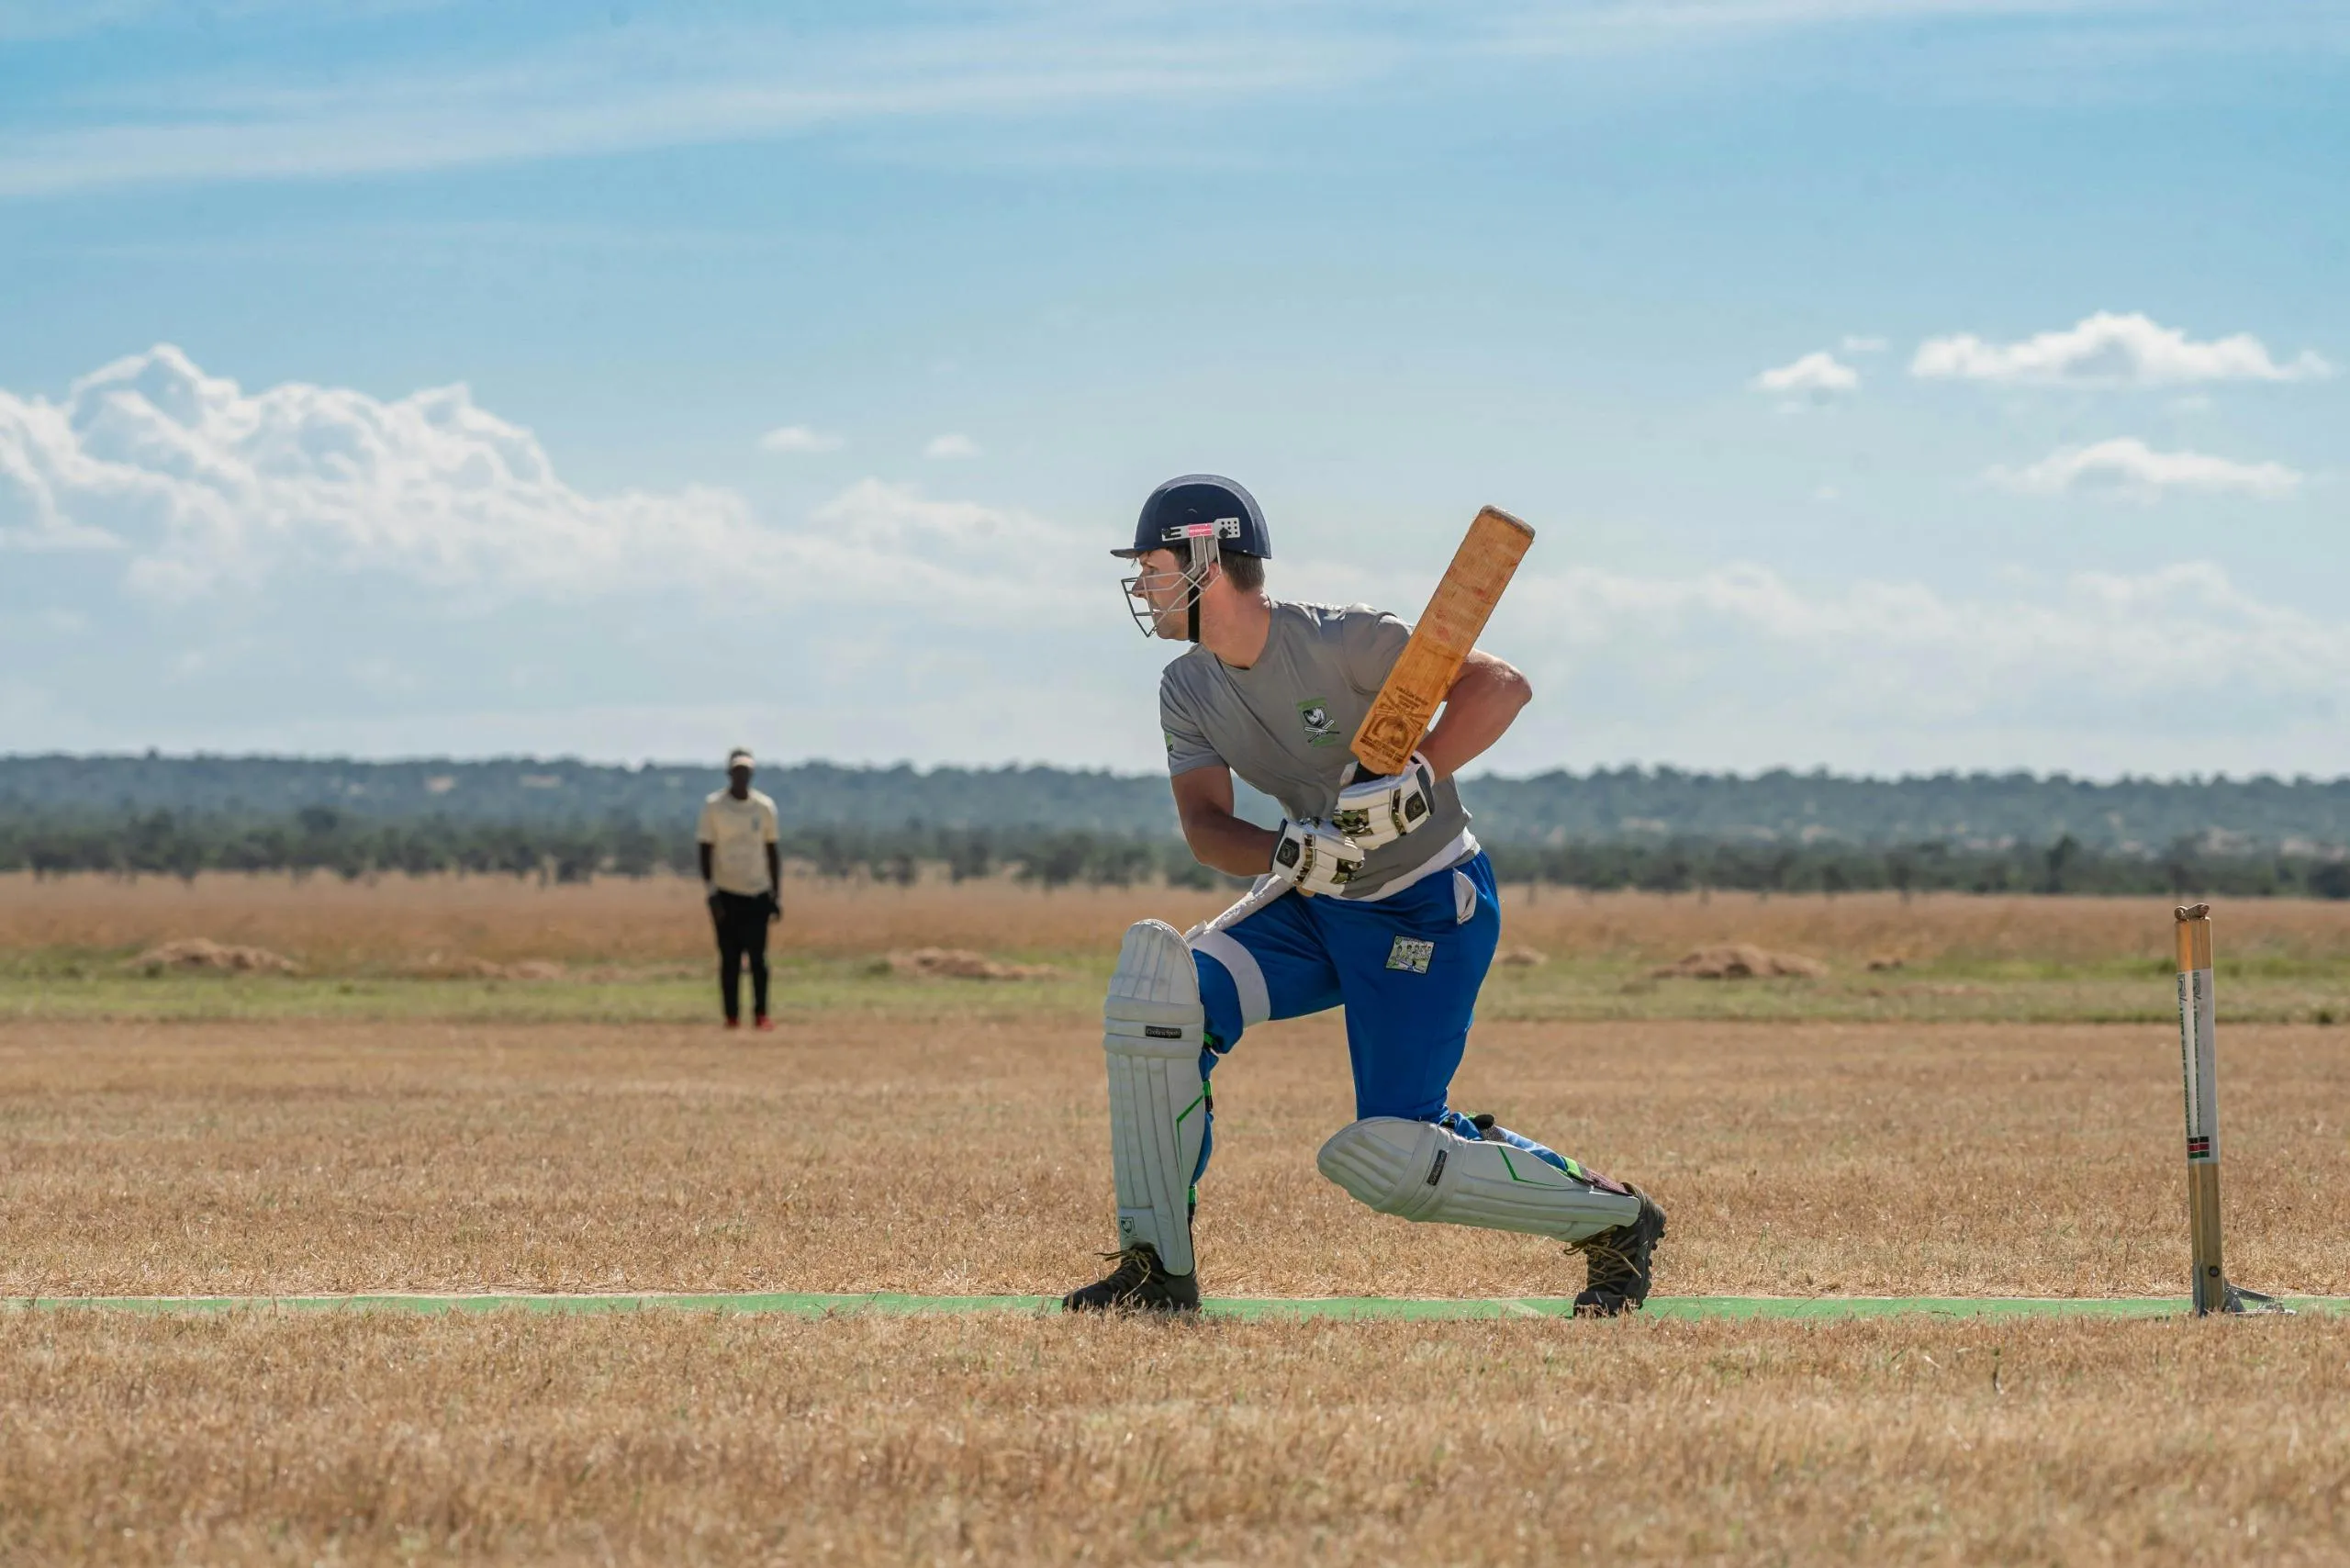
[1478,834,2350,901]
[8,754,2350,854]
[0,809,1227,891]
[3,809,2346,899]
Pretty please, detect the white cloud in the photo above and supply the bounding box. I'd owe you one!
[0,344,762,600]
[1509,559,2342,678]
[1840,335,1887,354]
[791,476,1095,615]
[0,345,1085,619]
[7,347,2345,776]
[1251,548,2350,776]
[1751,350,1860,399]
[1461,557,2350,775]
[923,432,981,460]
[1912,311,2333,387]
[759,424,845,454]
[1989,438,2302,501]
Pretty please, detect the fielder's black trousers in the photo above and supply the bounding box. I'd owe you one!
[710,890,775,1021]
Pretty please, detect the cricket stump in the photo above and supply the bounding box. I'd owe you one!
[2173,902,2284,1316]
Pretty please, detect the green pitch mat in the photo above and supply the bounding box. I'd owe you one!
[12,1293,2345,1318]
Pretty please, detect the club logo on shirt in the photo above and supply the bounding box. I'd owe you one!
[1296,699,1341,747]
[1386,936,1435,974]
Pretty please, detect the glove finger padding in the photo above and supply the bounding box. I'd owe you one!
[1270,819,1365,896]
[1330,754,1437,850]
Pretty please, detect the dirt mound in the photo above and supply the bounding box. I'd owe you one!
[1651,943,1827,980]
[458,958,566,981]
[1496,946,1549,967]
[126,938,300,976]
[885,947,1058,981]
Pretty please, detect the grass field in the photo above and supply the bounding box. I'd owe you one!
[11,1310,2348,1565]
[5,875,2349,1562]
[8,871,2350,1025]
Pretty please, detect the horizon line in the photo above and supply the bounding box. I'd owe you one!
[5,752,2348,790]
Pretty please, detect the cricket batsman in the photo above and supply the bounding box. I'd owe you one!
[1062,475,1667,1316]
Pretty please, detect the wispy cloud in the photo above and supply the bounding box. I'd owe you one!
[1511,559,2348,697]
[1913,311,2333,387]
[1471,0,2241,58]
[1751,350,1860,400]
[923,432,981,460]
[1315,550,2350,773]
[5,4,2330,197]
[760,424,845,454]
[0,10,1359,198]
[1989,437,2303,500]
[1497,555,2350,767]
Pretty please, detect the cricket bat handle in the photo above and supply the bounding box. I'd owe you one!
[1185,873,1293,943]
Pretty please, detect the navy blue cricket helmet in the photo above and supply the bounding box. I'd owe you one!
[1113,474,1271,561]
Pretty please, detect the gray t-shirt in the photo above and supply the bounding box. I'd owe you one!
[1160,600,1473,898]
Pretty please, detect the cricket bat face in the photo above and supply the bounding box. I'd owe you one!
[1350,506,1537,776]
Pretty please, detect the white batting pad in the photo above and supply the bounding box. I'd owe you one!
[1316,1117,1639,1244]
[1102,919,1209,1277]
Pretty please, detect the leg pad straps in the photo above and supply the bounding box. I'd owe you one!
[1316,1117,1639,1244]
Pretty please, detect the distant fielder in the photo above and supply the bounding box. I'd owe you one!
[1062,476,1666,1315]
[698,748,781,1031]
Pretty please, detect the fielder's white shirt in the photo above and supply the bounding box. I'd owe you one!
[697,789,779,895]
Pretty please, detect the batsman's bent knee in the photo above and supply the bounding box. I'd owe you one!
[1316,1117,1639,1244]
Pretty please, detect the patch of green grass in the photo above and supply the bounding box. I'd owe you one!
[1478,952,2350,1025]
[5,945,2348,1025]
[0,950,1104,1024]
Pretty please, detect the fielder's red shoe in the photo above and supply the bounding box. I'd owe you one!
[724,1016,741,1030]
[755,1014,776,1032]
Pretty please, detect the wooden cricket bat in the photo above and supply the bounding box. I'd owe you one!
[1350,506,1537,776]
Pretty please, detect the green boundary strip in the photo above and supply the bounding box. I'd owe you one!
[14,1293,2348,1319]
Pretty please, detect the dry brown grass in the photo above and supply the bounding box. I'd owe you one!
[5,1307,2347,1565]
[9,947,2350,1564]
[6,1013,2343,1299]
[8,872,2348,976]
[0,871,1234,969]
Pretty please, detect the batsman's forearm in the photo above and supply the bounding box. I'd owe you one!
[1418,655,1532,779]
[1181,808,1281,879]
[698,844,714,883]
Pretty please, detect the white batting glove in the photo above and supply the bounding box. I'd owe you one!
[1330,754,1438,850]
[1269,818,1365,896]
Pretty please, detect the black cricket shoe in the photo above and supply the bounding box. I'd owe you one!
[1570,1184,1667,1316]
[1060,1244,1201,1314]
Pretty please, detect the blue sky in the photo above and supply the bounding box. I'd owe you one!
[2,0,2344,777]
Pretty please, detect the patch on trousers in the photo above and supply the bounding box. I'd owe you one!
[1385,936,1435,974]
